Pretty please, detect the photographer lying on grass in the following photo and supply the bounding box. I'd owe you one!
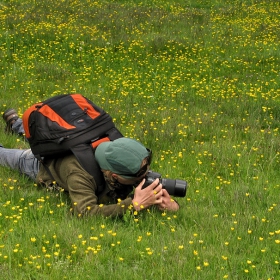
[0,109,179,217]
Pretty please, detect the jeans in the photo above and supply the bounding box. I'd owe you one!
[0,117,39,180]
[0,147,39,181]
[12,118,25,136]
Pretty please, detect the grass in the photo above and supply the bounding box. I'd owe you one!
[0,0,280,279]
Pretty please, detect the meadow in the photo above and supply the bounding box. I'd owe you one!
[0,0,280,279]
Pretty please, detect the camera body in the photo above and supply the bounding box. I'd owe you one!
[143,170,187,197]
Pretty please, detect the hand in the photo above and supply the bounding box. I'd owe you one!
[157,189,179,211]
[132,178,163,211]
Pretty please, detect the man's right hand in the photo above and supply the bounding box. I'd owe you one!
[132,178,163,211]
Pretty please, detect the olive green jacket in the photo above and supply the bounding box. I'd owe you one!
[36,154,133,217]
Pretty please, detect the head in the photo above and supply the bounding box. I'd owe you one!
[95,138,152,188]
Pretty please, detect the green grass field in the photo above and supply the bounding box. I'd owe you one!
[0,0,279,279]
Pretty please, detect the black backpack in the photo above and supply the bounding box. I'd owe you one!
[23,93,123,192]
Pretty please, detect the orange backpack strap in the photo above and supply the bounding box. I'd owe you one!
[39,105,76,130]
[91,137,110,149]
[71,94,101,119]
[22,102,42,138]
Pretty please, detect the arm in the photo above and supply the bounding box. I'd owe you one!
[37,155,134,217]
[66,172,133,217]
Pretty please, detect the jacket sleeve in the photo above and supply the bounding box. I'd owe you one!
[66,171,133,217]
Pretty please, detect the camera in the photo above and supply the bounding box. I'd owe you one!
[142,171,187,197]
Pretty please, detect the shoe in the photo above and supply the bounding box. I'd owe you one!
[2,108,19,134]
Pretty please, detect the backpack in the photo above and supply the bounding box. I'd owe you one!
[22,93,123,192]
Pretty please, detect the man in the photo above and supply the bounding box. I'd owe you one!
[0,109,179,217]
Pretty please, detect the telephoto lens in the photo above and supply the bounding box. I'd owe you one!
[143,171,187,197]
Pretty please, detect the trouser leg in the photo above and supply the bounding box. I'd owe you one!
[12,118,25,135]
[0,147,39,180]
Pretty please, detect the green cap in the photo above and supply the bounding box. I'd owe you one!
[95,138,149,178]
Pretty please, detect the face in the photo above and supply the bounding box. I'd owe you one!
[101,159,150,202]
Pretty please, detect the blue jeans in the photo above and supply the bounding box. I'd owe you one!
[12,118,25,135]
[0,118,39,180]
[0,147,39,180]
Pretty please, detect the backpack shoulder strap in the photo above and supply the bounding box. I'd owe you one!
[22,102,42,138]
[70,144,105,194]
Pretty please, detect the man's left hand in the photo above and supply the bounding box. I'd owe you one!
[157,189,179,211]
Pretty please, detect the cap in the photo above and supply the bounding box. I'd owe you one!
[95,138,149,178]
